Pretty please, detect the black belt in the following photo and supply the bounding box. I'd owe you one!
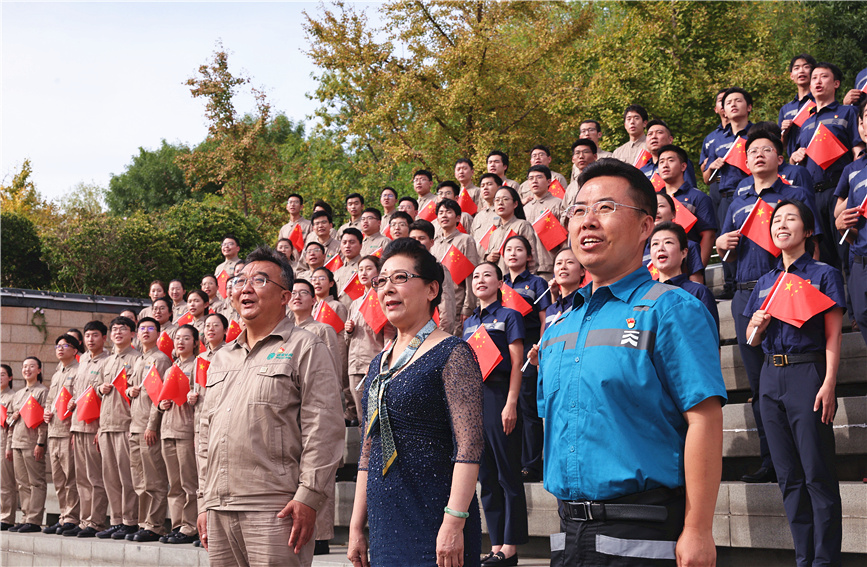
[765,352,825,367]
[854,255,867,266]
[736,281,758,291]
[562,501,668,523]
[720,190,734,198]
[814,180,835,193]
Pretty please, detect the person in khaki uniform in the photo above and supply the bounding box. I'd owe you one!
[455,158,483,212]
[42,335,81,534]
[278,194,313,243]
[409,220,458,336]
[612,103,649,166]
[379,187,398,233]
[214,234,243,279]
[96,316,141,539]
[312,268,353,424]
[338,193,365,237]
[523,165,566,281]
[168,280,188,320]
[472,173,503,246]
[359,208,390,257]
[125,317,172,542]
[485,186,544,276]
[0,364,17,530]
[158,324,200,545]
[304,211,341,267]
[334,228,364,310]
[563,139,599,210]
[433,182,474,238]
[201,274,224,314]
[5,357,49,532]
[64,320,110,537]
[487,150,521,190]
[431,201,481,325]
[520,145,570,204]
[412,169,437,214]
[196,246,344,566]
[138,280,167,320]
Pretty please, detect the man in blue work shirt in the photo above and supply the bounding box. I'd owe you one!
[779,54,817,158]
[538,158,726,567]
[790,62,865,268]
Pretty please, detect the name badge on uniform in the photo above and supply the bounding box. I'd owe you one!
[626,318,636,329]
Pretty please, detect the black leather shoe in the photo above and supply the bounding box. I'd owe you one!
[345,418,359,427]
[159,528,180,543]
[166,532,198,544]
[132,529,161,542]
[193,539,202,547]
[61,526,83,537]
[741,466,777,483]
[314,539,330,555]
[77,526,98,538]
[97,524,123,539]
[521,468,542,483]
[56,522,76,535]
[43,522,62,534]
[483,551,518,566]
[112,524,139,539]
[480,551,495,563]
[0,522,14,531]
[8,523,24,532]
[16,523,42,533]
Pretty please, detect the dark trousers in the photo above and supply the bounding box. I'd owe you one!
[760,360,842,567]
[479,379,528,546]
[717,191,735,293]
[815,188,841,269]
[519,365,544,475]
[732,290,773,469]
[850,259,867,345]
[551,488,685,567]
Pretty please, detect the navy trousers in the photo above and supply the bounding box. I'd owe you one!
[850,258,867,346]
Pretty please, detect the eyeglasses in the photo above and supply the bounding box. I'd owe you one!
[55,344,72,350]
[493,197,513,204]
[566,200,649,219]
[360,216,378,222]
[233,275,288,291]
[746,146,777,157]
[310,276,329,282]
[370,271,425,290]
[138,325,157,332]
[290,290,312,298]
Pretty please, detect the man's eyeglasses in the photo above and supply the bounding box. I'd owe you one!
[370,271,425,290]
[233,275,288,291]
[566,201,649,219]
[290,290,312,298]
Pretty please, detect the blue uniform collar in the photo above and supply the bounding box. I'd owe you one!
[661,273,690,287]
[815,99,841,115]
[672,181,694,196]
[723,120,753,139]
[476,299,504,318]
[789,92,814,106]
[574,266,653,308]
[555,289,579,312]
[775,252,813,275]
[506,269,533,284]
[743,176,788,198]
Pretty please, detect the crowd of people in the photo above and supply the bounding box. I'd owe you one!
[2,55,866,567]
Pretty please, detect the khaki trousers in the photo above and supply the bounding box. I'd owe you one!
[162,438,198,535]
[1,442,17,524]
[207,509,313,567]
[99,431,138,526]
[13,447,46,524]
[72,431,107,530]
[129,431,169,533]
[48,436,80,525]
[349,373,366,425]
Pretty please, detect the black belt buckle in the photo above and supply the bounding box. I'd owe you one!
[773,354,787,367]
[567,501,594,521]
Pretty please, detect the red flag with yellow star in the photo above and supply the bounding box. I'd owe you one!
[359,289,388,333]
[315,300,345,335]
[633,148,653,169]
[739,198,781,256]
[650,172,666,192]
[501,284,532,316]
[806,122,848,170]
[195,357,210,389]
[288,223,305,253]
[723,136,750,174]
[20,395,45,429]
[176,311,194,326]
[456,189,478,216]
[497,229,519,256]
[791,99,817,127]
[441,244,475,285]
[324,254,343,272]
[479,224,497,251]
[418,199,437,222]
[383,224,392,240]
[0,404,7,428]
[646,262,660,281]
[113,368,130,405]
[157,332,174,359]
[466,325,503,381]
[217,270,229,299]
[759,272,837,328]
[457,222,467,234]
[55,387,72,420]
[342,273,366,301]
[532,209,568,250]
[549,178,566,199]
[159,364,190,406]
[672,200,698,233]
[76,386,101,424]
[226,319,242,342]
[144,365,163,406]
[371,247,383,258]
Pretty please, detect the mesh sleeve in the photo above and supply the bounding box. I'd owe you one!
[442,340,484,464]
[357,357,378,471]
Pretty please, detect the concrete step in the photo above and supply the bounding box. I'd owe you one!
[722,396,867,458]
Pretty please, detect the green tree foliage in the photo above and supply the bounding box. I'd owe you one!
[0,159,59,230]
[106,140,212,214]
[61,181,107,218]
[807,1,867,88]
[0,212,51,290]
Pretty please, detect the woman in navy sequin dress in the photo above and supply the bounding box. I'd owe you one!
[348,238,484,567]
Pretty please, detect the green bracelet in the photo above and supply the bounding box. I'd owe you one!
[443,506,469,519]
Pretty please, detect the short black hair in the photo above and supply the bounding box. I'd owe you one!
[579,119,602,133]
[137,317,161,334]
[745,130,783,156]
[313,199,333,216]
[398,196,418,210]
[646,119,672,136]
[341,227,363,244]
[84,320,108,336]
[750,120,783,140]
[788,53,817,72]
[487,150,509,168]
[413,169,433,181]
[110,316,136,333]
[55,333,82,352]
[244,245,295,290]
[436,180,460,193]
[362,207,382,221]
[577,158,657,220]
[380,238,444,312]
[293,278,315,296]
[223,234,240,248]
[310,210,333,225]
[527,164,552,181]
[571,138,598,155]
[205,312,229,334]
[287,193,303,206]
[390,211,414,226]
[531,145,551,157]
[345,192,364,205]
[305,240,326,253]
[177,324,200,353]
[381,186,398,198]
[722,86,753,107]
[479,172,503,186]
[170,279,185,289]
[409,219,435,239]
[455,158,474,170]
[436,198,462,217]
[812,61,843,85]
[624,104,648,122]
[657,144,688,164]
[651,221,689,256]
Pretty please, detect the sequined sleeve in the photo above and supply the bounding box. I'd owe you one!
[442,339,484,464]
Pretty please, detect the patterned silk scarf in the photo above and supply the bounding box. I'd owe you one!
[365,318,437,476]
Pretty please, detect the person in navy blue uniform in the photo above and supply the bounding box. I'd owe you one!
[735,122,814,194]
[649,222,719,335]
[842,66,867,108]
[644,193,705,283]
[539,158,726,567]
[790,62,865,268]
[502,234,550,483]
[638,120,699,188]
[463,262,527,567]
[779,54,817,158]
[703,87,755,218]
[745,199,845,567]
[716,130,822,484]
[657,144,718,265]
[837,125,867,346]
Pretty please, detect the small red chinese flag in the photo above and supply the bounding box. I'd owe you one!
[456,189,478,216]
[195,357,210,389]
[144,365,163,406]
[288,224,305,253]
[20,395,44,429]
[324,254,343,272]
[457,222,467,234]
[739,198,781,256]
[723,136,750,174]
[315,300,345,335]
[791,99,817,127]
[433,307,440,327]
[498,229,518,255]
[441,245,475,285]
[383,224,393,240]
[549,178,566,199]
[760,272,837,328]
[342,273,366,301]
[418,199,437,221]
[672,200,698,233]
[371,247,383,258]
[157,332,174,359]
[359,289,388,333]
[778,174,792,185]
[650,172,666,192]
[806,122,848,170]
[479,225,497,251]
[176,311,194,326]
[226,319,242,342]
[217,270,229,299]
[113,368,130,405]
[634,148,653,169]
[0,404,6,428]
[55,387,72,420]
[159,364,190,406]
[646,262,660,281]
[76,386,101,424]
[466,325,503,381]
[501,284,532,316]
[532,209,568,251]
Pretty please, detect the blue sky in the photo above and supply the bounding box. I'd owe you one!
[2,1,374,202]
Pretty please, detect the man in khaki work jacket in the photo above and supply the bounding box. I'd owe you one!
[196,246,344,567]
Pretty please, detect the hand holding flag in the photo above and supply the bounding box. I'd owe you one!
[532,210,568,250]
[144,365,164,406]
[75,386,101,424]
[113,368,131,405]
[839,192,867,245]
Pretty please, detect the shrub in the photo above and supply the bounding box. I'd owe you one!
[0,211,51,289]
